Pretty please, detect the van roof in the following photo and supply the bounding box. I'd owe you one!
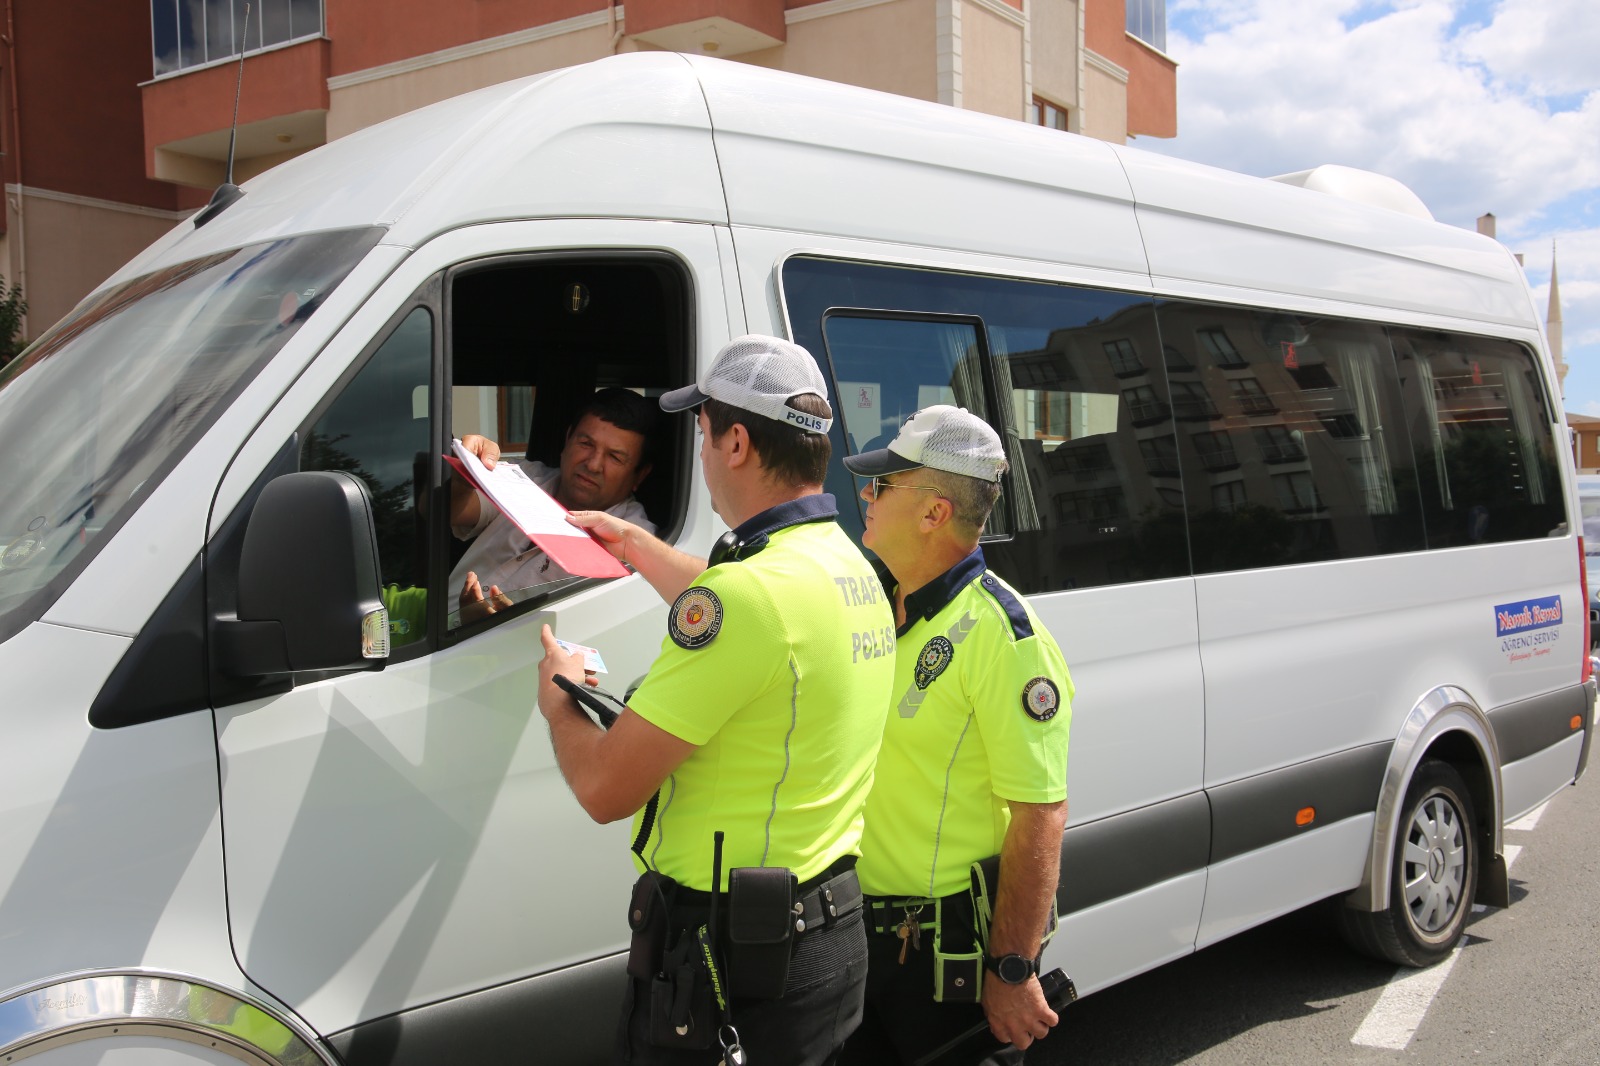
[106,52,1533,330]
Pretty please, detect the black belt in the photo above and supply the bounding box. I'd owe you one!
[675,861,863,936]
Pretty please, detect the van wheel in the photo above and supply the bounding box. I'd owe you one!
[1339,760,1478,968]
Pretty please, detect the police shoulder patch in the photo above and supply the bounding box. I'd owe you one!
[1021,676,1060,722]
[669,586,723,649]
[915,636,954,690]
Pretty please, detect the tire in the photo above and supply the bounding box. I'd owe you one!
[1339,759,1479,967]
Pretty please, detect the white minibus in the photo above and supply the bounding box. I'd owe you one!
[0,53,1590,1065]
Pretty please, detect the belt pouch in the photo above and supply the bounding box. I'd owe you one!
[969,854,1058,952]
[646,932,714,1049]
[626,871,675,981]
[932,895,983,1004]
[726,866,797,1000]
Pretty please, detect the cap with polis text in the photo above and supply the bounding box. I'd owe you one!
[659,335,833,435]
[842,405,1008,483]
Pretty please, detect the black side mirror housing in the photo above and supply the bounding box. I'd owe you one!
[216,470,389,676]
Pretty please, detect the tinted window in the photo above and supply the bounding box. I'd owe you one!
[303,307,434,650]
[1392,330,1563,547]
[783,256,1189,593]
[1154,301,1423,572]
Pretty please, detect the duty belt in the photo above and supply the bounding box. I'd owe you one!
[676,863,864,936]
[863,893,956,936]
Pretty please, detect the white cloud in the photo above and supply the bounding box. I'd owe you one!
[1456,0,1598,97]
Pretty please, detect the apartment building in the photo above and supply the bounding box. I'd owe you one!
[0,0,1175,338]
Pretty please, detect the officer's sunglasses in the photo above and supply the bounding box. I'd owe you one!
[865,476,947,502]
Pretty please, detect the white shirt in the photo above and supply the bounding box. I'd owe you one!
[449,459,656,601]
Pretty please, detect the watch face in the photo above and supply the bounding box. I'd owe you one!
[998,954,1032,984]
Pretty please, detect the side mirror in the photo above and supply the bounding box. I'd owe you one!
[216,470,389,676]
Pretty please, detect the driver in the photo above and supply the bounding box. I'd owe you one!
[450,387,662,619]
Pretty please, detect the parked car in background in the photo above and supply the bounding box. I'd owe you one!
[1579,475,1600,644]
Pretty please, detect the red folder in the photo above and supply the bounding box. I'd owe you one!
[444,454,629,579]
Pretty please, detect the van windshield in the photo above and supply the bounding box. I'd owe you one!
[0,227,385,644]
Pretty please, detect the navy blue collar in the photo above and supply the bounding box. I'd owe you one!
[730,493,839,544]
[899,547,986,635]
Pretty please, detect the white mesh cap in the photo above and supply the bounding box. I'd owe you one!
[841,405,1008,482]
[659,335,833,435]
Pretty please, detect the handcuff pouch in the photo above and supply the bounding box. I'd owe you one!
[646,930,714,1049]
[626,870,674,981]
[726,866,797,1000]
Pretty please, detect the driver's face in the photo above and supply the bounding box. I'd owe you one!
[556,413,650,511]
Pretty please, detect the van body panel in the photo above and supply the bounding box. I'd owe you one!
[1196,814,1374,948]
[1500,733,1584,824]
[1028,582,1205,824]
[0,625,238,997]
[1049,872,1206,997]
[1195,539,1579,787]
[692,59,1147,276]
[1119,149,1530,327]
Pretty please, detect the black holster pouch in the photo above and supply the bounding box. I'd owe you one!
[626,871,675,981]
[646,931,714,1050]
[726,866,797,1000]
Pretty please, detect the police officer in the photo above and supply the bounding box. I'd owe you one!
[837,405,1073,1065]
[536,335,896,1065]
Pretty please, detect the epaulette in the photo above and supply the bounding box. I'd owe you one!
[976,571,1033,641]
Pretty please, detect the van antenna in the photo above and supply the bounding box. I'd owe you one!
[224,1,250,185]
[194,2,250,228]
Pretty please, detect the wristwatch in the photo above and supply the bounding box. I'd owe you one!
[983,953,1040,985]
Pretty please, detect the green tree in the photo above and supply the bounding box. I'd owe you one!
[0,274,27,368]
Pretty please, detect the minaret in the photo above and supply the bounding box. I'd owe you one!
[1549,241,1566,393]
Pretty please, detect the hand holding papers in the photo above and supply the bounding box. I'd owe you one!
[446,439,629,579]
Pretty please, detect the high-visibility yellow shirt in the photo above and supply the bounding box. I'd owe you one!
[858,549,1073,899]
[628,495,897,889]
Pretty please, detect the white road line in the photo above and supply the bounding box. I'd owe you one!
[1351,946,1465,1049]
[1507,802,1550,832]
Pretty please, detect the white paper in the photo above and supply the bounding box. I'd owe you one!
[452,439,582,538]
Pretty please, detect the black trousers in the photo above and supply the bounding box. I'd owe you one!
[614,906,868,1066]
[839,926,1022,1066]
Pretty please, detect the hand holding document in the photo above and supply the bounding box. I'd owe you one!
[445,439,629,579]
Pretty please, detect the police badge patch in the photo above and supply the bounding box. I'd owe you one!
[914,636,954,690]
[669,587,723,649]
[1022,676,1060,722]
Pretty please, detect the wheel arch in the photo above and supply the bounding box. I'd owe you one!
[0,969,335,1065]
[1346,684,1509,914]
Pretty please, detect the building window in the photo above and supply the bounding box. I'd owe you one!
[152,0,324,77]
[1126,0,1167,52]
[1198,328,1246,368]
[1103,338,1143,376]
[1031,97,1069,132]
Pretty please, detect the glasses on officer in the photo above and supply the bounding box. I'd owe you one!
[863,476,946,502]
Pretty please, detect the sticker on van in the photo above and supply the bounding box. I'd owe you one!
[1498,596,1563,662]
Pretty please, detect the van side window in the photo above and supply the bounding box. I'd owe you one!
[1391,330,1563,546]
[820,312,1009,538]
[1155,302,1423,571]
[445,256,690,633]
[783,255,1189,593]
[302,307,435,650]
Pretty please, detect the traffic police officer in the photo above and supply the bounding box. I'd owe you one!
[537,335,896,1065]
[837,405,1073,1065]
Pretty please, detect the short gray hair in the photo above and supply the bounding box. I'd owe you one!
[921,466,1005,536]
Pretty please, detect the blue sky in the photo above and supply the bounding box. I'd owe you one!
[1140,0,1600,416]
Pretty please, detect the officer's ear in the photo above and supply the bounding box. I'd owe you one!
[722,423,754,470]
[920,494,957,534]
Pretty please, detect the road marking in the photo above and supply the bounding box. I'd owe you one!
[1507,802,1550,832]
[1350,946,1464,1049]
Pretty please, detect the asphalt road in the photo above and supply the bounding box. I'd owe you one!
[1026,769,1600,1065]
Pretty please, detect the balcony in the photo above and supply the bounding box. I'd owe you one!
[627,0,786,56]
